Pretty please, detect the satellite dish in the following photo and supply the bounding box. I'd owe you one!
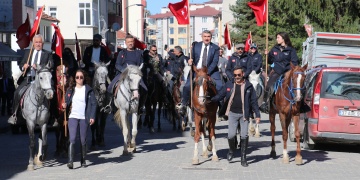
[112,23,121,31]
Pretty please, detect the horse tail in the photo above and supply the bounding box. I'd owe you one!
[114,109,122,129]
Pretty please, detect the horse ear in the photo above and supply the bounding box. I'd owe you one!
[303,63,308,70]
[46,60,53,69]
[94,62,99,68]
[105,61,111,66]
[139,63,144,70]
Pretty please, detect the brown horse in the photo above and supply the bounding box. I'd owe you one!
[191,66,219,165]
[269,63,307,165]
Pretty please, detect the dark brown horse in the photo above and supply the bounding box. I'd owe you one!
[269,63,307,165]
[191,66,219,165]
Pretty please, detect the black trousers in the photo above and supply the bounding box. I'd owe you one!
[265,71,281,92]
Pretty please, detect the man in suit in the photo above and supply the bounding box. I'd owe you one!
[180,30,223,113]
[9,34,53,124]
[82,34,110,77]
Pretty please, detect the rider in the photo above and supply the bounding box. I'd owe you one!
[82,34,110,78]
[9,34,53,124]
[218,47,228,82]
[226,43,251,81]
[247,43,263,75]
[181,30,223,114]
[166,46,187,95]
[259,32,306,113]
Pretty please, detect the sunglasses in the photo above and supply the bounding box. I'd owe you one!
[234,74,242,77]
[236,47,244,50]
[76,76,84,80]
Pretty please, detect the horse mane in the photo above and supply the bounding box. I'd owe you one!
[282,65,302,86]
[119,65,142,83]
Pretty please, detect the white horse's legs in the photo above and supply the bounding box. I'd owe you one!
[34,138,43,167]
[192,142,199,165]
[130,113,138,152]
[201,133,207,158]
[27,123,35,171]
[121,111,129,155]
[211,136,219,162]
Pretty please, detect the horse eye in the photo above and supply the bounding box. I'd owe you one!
[40,77,43,80]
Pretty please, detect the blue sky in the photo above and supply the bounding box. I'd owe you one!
[147,0,208,15]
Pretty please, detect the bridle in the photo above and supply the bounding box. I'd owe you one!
[193,75,212,115]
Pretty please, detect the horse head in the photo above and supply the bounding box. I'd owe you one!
[94,61,110,93]
[126,64,143,100]
[289,63,308,102]
[36,64,54,100]
[192,66,215,114]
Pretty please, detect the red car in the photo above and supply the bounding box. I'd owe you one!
[299,65,360,149]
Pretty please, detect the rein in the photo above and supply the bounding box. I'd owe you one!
[279,71,305,116]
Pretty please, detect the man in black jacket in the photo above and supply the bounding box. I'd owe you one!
[226,44,251,81]
[166,46,187,95]
[248,43,263,74]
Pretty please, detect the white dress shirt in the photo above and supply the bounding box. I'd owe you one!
[197,43,210,69]
[29,50,42,76]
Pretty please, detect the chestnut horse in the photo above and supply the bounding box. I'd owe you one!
[191,67,219,165]
[269,63,307,165]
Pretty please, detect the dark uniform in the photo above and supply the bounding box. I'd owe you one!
[248,51,263,74]
[166,51,187,94]
[226,52,251,81]
[82,45,110,77]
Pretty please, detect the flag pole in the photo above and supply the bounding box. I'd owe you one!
[61,57,67,137]
[187,0,193,109]
[265,0,269,78]
[22,5,45,77]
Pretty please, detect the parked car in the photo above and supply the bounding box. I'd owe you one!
[299,65,360,149]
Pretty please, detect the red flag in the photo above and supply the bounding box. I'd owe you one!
[134,38,147,50]
[247,0,267,26]
[244,32,252,52]
[101,42,112,56]
[16,13,31,49]
[304,24,312,37]
[51,23,64,58]
[168,0,189,25]
[224,23,232,50]
[30,5,44,40]
[75,33,82,61]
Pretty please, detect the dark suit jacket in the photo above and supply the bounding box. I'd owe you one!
[19,49,53,73]
[83,45,110,71]
[192,42,220,80]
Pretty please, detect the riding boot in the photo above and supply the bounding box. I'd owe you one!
[300,100,311,113]
[81,145,87,168]
[67,143,74,169]
[41,145,48,161]
[240,137,249,167]
[227,138,236,161]
[259,89,271,114]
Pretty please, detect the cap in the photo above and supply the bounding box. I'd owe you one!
[93,34,102,40]
[235,44,245,48]
[250,43,257,49]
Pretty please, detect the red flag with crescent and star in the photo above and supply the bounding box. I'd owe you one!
[30,5,44,40]
[16,13,31,49]
[224,23,232,50]
[247,0,267,26]
[51,23,64,58]
[244,32,252,52]
[168,0,189,25]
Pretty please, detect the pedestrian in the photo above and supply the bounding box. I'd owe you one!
[218,47,228,82]
[211,66,260,166]
[226,43,251,81]
[62,69,97,169]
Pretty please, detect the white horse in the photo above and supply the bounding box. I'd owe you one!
[22,64,54,170]
[113,64,143,155]
[248,70,264,138]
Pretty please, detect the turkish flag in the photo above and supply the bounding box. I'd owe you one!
[101,42,112,56]
[224,23,232,50]
[51,23,64,58]
[304,24,312,37]
[16,13,31,49]
[168,0,189,25]
[244,32,252,52]
[30,5,44,40]
[75,33,82,61]
[134,38,147,50]
[247,0,267,26]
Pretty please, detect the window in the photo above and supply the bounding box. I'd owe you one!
[25,0,34,7]
[178,38,186,45]
[183,49,186,55]
[79,3,92,26]
[178,27,186,34]
[170,38,174,45]
[169,28,174,34]
[43,26,51,42]
[202,28,207,32]
[49,7,57,18]
[202,17,207,23]
[169,17,174,24]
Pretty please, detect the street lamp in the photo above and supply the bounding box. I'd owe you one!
[125,2,143,34]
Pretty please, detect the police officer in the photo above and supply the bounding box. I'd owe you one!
[166,46,187,95]
[226,44,251,81]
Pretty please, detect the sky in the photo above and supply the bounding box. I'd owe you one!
[146,0,209,15]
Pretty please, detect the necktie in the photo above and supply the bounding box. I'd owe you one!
[202,44,208,68]
[34,51,39,65]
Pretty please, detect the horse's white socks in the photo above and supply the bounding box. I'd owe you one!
[211,136,217,156]
[296,74,302,101]
[201,134,206,152]
[283,149,288,157]
[37,139,43,157]
[194,142,198,157]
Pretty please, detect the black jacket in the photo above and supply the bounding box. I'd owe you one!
[226,52,251,80]
[83,45,110,71]
[212,80,260,120]
[248,51,263,74]
[20,49,53,71]
[166,52,187,80]
[65,84,97,123]
[268,45,299,75]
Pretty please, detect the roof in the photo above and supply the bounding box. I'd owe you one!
[42,13,60,22]
[204,0,223,4]
[0,43,22,62]
[148,6,221,19]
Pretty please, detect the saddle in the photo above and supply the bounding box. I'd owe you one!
[19,85,31,108]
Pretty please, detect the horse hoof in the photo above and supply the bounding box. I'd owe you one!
[130,143,136,149]
[282,155,290,164]
[270,151,276,158]
[181,122,186,131]
[202,152,208,158]
[123,150,129,156]
[132,148,136,153]
[192,158,199,165]
[207,145,212,152]
[255,133,261,138]
[190,130,195,137]
[34,155,43,166]
[295,156,303,165]
[212,155,219,162]
[27,165,34,171]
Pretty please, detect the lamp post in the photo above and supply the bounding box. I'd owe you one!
[125,2,143,34]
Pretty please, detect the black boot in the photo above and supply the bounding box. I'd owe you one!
[81,145,87,168]
[300,100,311,113]
[227,138,236,161]
[259,90,271,113]
[67,143,74,169]
[240,138,249,167]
